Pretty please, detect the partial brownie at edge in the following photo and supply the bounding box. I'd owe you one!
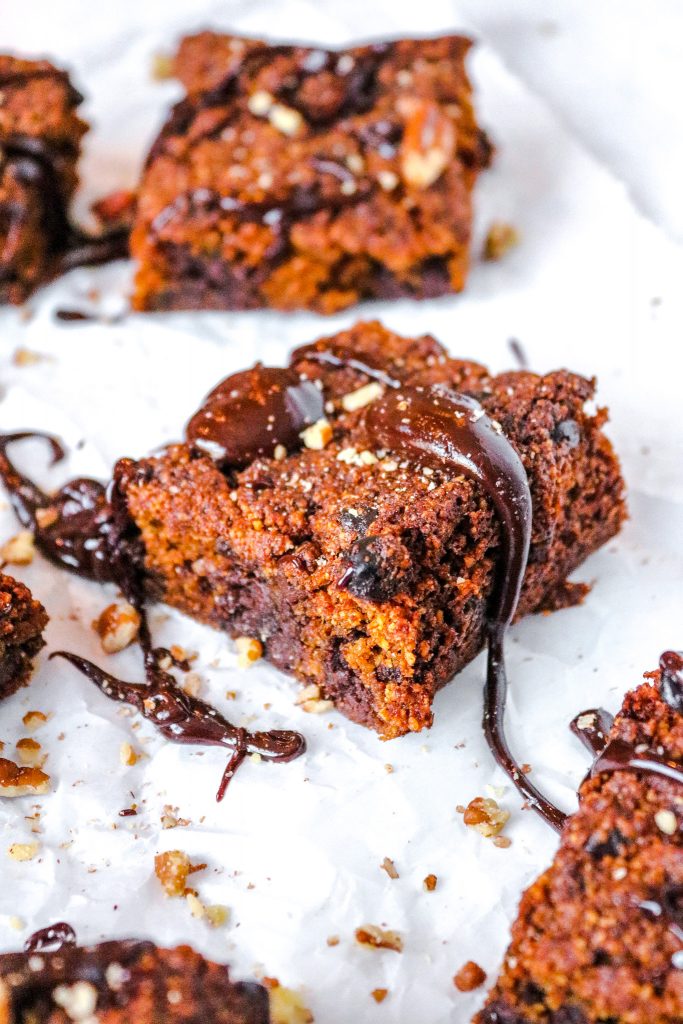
[475,665,683,1024]
[0,938,269,1023]
[0,55,87,304]
[132,32,491,313]
[0,572,47,700]
[121,321,626,738]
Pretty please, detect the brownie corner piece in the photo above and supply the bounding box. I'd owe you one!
[475,657,683,1024]
[0,54,87,304]
[0,571,48,699]
[131,32,492,312]
[0,937,270,1023]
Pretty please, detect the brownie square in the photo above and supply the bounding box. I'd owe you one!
[0,56,87,304]
[476,653,683,1024]
[120,321,625,737]
[132,32,492,312]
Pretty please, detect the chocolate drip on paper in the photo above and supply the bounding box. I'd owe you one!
[0,433,305,798]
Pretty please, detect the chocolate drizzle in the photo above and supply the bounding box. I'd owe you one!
[0,432,305,798]
[49,650,305,801]
[24,922,77,954]
[187,365,325,467]
[360,381,568,831]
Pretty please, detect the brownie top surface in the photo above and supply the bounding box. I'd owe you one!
[0,938,269,1023]
[137,33,489,237]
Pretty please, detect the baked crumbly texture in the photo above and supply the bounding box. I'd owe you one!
[0,940,269,1023]
[475,673,683,1024]
[120,321,626,738]
[131,32,492,312]
[0,55,87,304]
[0,572,47,700]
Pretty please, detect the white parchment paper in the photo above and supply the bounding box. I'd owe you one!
[1,3,682,1022]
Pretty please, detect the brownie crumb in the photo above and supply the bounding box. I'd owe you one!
[454,960,487,992]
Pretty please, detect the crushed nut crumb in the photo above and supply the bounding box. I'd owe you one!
[0,757,50,798]
[341,382,383,412]
[154,850,204,897]
[15,738,43,768]
[355,925,403,952]
[151,52,174,80]
[461,797,510,839]
[267,981,313,1024]
[423,873,437,892]
[235,636,263,668]
[1,530,35,565]
[453,960,487,992]
[300,418,332,451]
[22,711,47,731]
[371,989,388,1003]
[381,857,399,879]
[93,602,141,654]
[119,742,139,767]
[483,222,520,261]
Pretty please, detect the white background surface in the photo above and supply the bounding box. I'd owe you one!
[1,3,682,1022]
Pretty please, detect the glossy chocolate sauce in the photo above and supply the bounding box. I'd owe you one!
[24,922,77,954]
[285,344,565,828]
[187,365,324,467]
[0,432,305,798]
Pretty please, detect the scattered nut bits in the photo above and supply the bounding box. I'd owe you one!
[326,935,340,947]
[399,98,455,189]
[0,530,35,565]
[93,602,141,654]
[266,981,313,1024]
[53,980,98,1019]
[154,850,204,897]
[341,382,383,412]
[161,805,190,830]
[423,873,438,892]
[13,347,47,367]
[151,52,174,80]
[268,103,304,137]
[300,418,333,451]
[453,960,487,992]
[461,797,510,839]
[0,757,50,798]
[235,636,263,669]
[380,857,399,879]
[655,809,678,835]
[15,738,43,767]
[483,222,520,262]
[22,710,47,731]
[355,925,404,953]
[119,742,139,767]
[8,841,39,861]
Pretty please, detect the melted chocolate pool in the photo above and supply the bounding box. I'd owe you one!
[0,432,305,798]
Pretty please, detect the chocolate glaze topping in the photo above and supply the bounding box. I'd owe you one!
[24,922,77,954]
[187,365,324,467]
[0,433,305,798]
